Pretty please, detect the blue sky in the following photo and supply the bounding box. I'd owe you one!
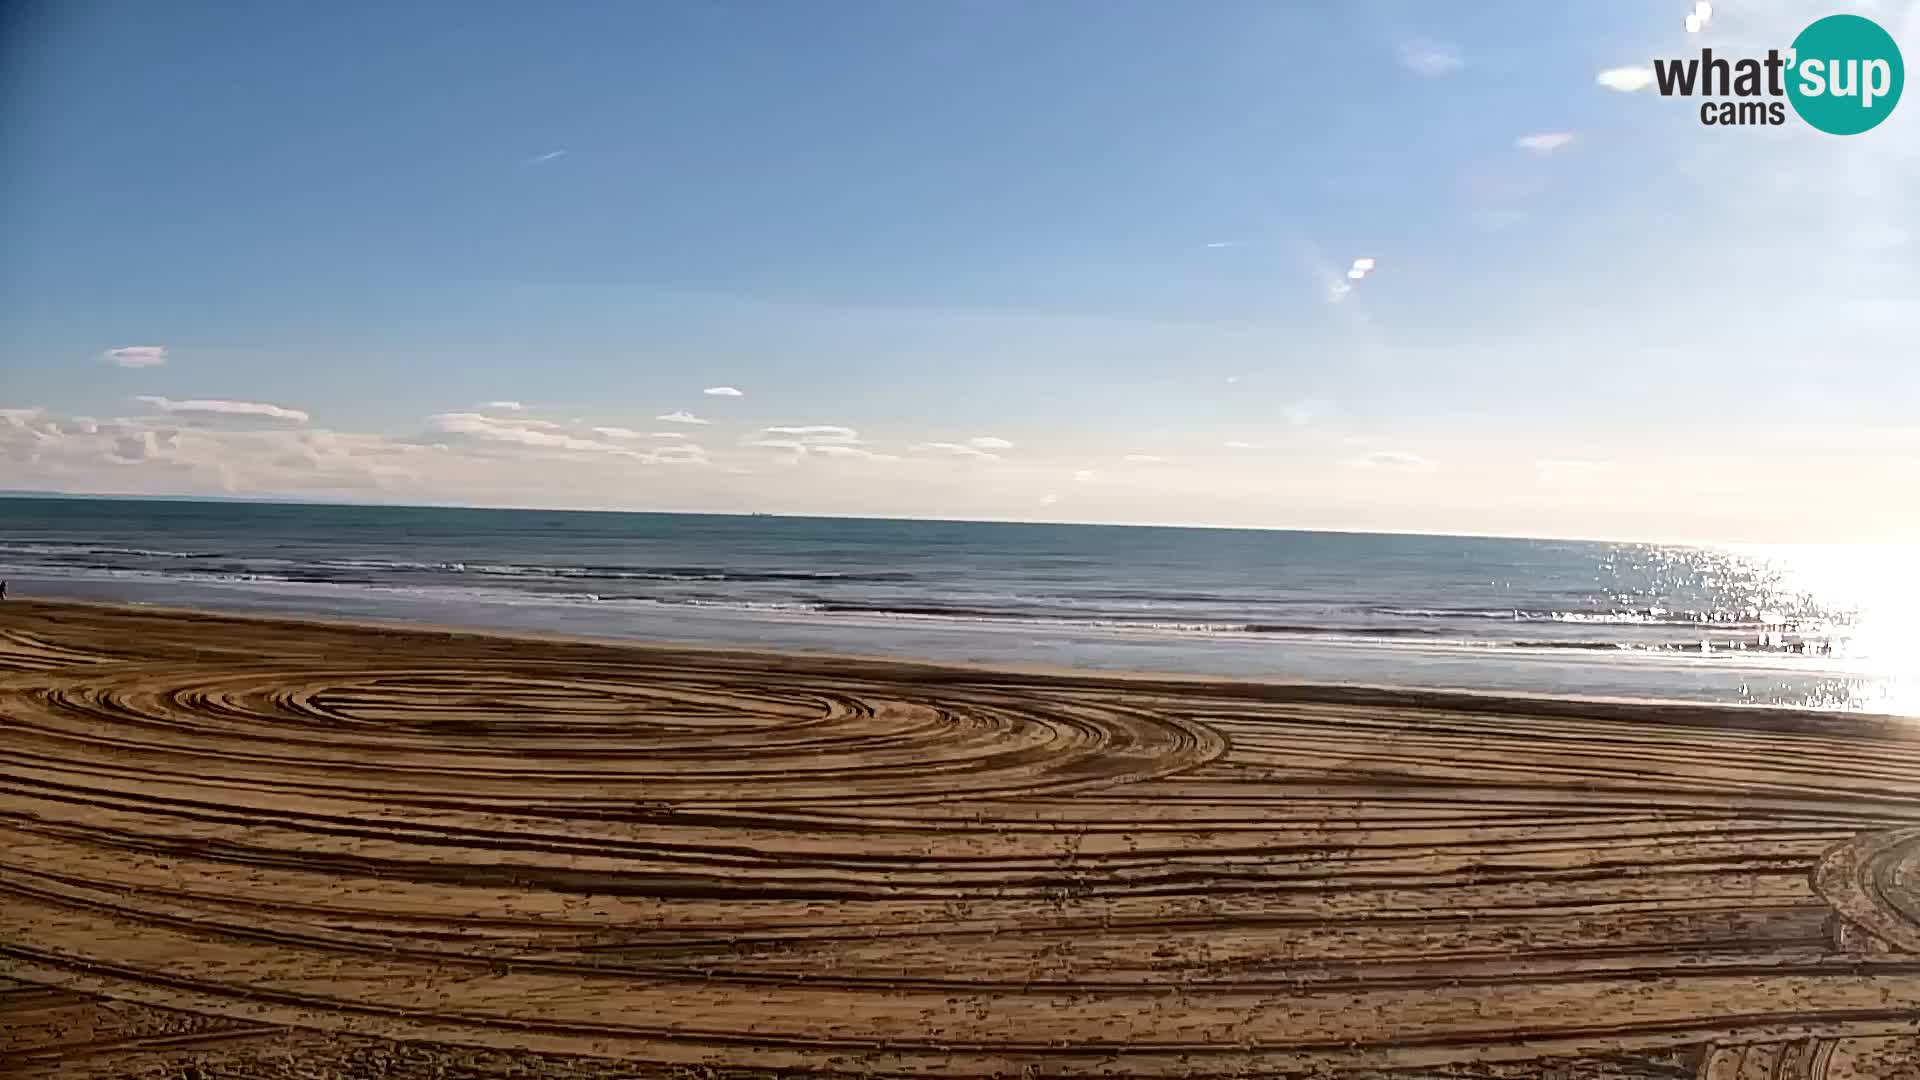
[3,0,1917,542]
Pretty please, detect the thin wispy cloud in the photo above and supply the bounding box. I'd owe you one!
[1353,450,1437,472]
[1224,440,1262,450]
[525,150,567,165]
[650,431,691,439]
[591,426,648,440]
[1596,66,1655,92]
[1122,454,1165,464]
[655,411,711,425]
[427,413,698,466]
[762,425,858,444]
[811,444,897,461]
[431,412,631,455]
[484,400,525,411]
[1515,132,1576,155]
[134,395,309,423]
[105,345,168,369]
[702,386,744,397]
[1204,241,1247,249]
[967,436,1013,450]
[910,441,1000,461]
[747,438,806,452]
[1397,41,1464,77]
[650,442,709,465]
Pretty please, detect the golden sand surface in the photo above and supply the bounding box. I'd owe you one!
[2,599,1919,1079]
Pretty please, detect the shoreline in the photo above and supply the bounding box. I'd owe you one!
[10,595,1911,733]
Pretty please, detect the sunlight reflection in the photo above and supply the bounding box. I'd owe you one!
[1723,542,1920,714]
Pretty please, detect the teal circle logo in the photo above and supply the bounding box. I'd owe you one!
[1787,14,1904,135]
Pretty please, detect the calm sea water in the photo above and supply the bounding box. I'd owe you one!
[3,496,1914,713]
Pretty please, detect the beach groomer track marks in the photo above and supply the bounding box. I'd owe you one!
[3,601,1920,1078]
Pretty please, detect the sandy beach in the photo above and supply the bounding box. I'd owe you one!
[4,599,1919,1079]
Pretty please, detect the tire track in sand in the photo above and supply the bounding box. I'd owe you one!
[4,601,1920,1078]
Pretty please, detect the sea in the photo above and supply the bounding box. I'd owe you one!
[2,496,1914,714]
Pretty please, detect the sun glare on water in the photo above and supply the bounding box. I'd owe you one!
[1726,542,1920,714]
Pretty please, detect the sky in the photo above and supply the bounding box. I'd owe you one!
[2,0,1917,543]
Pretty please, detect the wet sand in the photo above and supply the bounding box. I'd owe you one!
[3,599,1919,1079]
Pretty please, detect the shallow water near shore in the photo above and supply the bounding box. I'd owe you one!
[4,495,1914,714]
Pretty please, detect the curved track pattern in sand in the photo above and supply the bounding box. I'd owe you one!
[4,602,1920,1079]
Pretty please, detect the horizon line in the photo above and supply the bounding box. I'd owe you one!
[0,489,1886,550]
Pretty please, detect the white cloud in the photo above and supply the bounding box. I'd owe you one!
[1326,279,1354,304]
[484,400,525,411]
[1353,450,1437,472]
[1123,454,1165,464]
[811,444,897,461]
[111,430,165,462]
[1515,132,1576,155]
[967,436,1014,450]
[1398,42,1464,77]
[0,404,422,494]
[1072,469,1097,483]
[2,410,103,441]
[526,150,566,165]
[133,395,309,423]
[762,425,859,444]
[1597,66,1655,92]
[105,345,168,369]
[1224,440,1262,450]
[650,431,691,439]
[1204,241,1246,249]
[0,407,63,444]
[702,386,744,397]
[430,412,643,456]
[748,438,806,453]
[650,442,709,465]
[655,411,711,425]
[737,436,887,461]
[910,441,1000,460]
[591,426,649,440]
[1039,493,1059,506]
